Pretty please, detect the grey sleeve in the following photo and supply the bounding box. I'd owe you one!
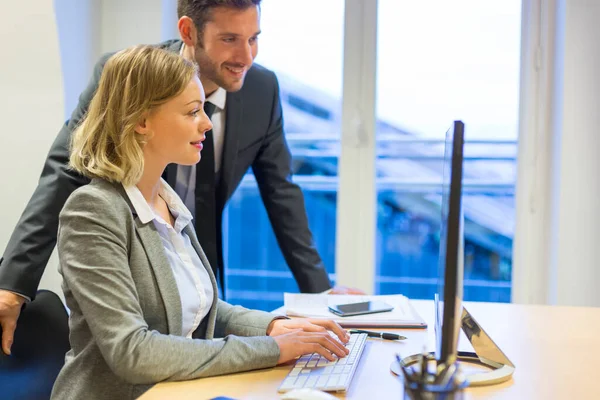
[58,189,280,385]
[213,299,282,338]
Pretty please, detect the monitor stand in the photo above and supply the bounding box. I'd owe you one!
[390,307,515,386]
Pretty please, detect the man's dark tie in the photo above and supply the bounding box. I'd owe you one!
[194,101,224,294]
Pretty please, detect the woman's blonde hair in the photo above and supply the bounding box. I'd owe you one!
[70,45,199,186]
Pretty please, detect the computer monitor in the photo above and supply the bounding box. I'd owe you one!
[434,120,465,365]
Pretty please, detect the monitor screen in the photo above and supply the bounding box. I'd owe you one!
[434,120,465,364]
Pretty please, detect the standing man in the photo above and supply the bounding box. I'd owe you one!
[0,0,363,356]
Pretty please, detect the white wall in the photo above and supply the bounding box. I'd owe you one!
[0,0,65,298]
[512,0,562,305]
[513,0,600,307]
[55,0,102,119]
[553,0,600,306]
[101,0,178,53]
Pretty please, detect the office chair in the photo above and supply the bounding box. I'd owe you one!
[0,290,70,400]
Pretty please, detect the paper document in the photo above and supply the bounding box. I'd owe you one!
[284,293,427,328]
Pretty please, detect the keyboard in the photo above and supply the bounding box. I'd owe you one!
[277,332,368,393]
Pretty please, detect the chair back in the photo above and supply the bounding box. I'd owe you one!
[0,290,70,400]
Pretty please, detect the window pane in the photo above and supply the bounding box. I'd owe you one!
[223,0,344,310]
[375,0,521,302]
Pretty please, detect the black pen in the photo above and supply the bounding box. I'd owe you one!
[348,329,407,340]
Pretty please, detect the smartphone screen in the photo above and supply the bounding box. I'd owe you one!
[328,301,394,317]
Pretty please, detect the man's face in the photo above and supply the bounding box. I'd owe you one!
[195,6,260,93]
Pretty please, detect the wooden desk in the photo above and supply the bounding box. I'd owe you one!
[140,301,600,400]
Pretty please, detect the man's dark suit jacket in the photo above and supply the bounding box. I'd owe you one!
[0,39,332,299]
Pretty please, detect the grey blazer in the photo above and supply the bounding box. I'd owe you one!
[50,179,280,400]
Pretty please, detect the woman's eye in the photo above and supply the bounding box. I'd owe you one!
[190,109,200,117]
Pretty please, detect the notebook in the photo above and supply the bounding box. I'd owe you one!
[283,293,427,328]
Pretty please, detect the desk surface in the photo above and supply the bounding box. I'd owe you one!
[140,300,600,400]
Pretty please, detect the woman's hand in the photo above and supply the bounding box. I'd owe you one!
[267,318,350,344]
[272,329,350,364]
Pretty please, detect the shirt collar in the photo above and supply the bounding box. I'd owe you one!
[123,179,193,231]
[207,87,226,111]
[180,43,227,111]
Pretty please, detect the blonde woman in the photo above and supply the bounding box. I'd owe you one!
[51,45,349,400]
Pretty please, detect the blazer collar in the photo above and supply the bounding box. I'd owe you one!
[115,184,183,336]
[134,219,183,336]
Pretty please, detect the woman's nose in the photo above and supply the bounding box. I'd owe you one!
[201,115,213,134]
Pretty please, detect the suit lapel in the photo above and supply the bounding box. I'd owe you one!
[218,92,243,206]
[134,219,183,336]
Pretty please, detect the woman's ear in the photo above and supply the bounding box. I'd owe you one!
[135,115,151,136]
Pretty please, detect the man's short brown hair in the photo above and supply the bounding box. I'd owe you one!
[177,0,262,39]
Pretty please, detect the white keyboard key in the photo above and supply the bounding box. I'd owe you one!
[295,375,309,388]
[305,375,319,388]
[326,374,341,388]
[339,373,351,387]
[280,377,297,391]
[278,333,367,393]
[316,375,330,388]
[317,358,332,367]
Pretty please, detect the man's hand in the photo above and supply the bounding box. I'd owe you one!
[0,290,25,355]
[267,318,350,344]
[329,285,366,295]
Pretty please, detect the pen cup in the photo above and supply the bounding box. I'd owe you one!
[396,355,467,400]
[402,379,467,400]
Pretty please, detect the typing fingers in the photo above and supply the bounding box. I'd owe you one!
[303,332,349,359]
[274,330,350,364]
[296,321,327,334]
[305,342,337,362]
[310,319,350,343]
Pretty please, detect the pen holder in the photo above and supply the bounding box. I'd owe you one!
[394,354,468,400]
[402,377,467,400]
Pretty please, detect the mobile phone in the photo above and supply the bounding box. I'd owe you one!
[328,300,394,317]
